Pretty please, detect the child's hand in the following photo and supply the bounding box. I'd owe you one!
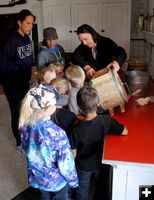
[76,114,85,121]
[46,106,56,116]
[37,106,56,120]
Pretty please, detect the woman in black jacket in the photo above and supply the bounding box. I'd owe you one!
[72,24,127,78]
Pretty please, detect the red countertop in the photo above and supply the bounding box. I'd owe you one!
[103,78,154,164]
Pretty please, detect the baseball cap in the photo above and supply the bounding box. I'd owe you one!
[27,84,68,109]
[43,27,58,40]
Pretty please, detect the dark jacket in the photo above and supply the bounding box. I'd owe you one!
[0,30,32,87]
[72,36,127,71]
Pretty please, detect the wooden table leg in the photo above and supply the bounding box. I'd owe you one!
[120,103,125,113]
[109,108,114,116]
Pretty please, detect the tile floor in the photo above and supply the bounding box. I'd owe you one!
[0,95,28,200]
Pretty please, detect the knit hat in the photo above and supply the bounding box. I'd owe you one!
[27,84,68,109]
[43,27,58,40]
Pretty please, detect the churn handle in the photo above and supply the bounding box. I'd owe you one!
[123,82,141,98]
[123,82,132,99]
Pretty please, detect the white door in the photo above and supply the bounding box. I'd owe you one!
[100,2,131,57]
[42,2,72,52]
[72,2,99,50]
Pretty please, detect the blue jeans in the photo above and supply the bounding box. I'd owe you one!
[76,168,91,200]
[39,184,68,200]
[76,166,111,200]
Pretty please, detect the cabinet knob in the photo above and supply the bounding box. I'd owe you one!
[74,30,77,33]
[69,30,72,33]
[101,29,105,33]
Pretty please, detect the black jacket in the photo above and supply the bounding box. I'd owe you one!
[72,36,127,71]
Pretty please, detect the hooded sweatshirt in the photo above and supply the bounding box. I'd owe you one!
[37,44,66,70]
[0,30,33,88]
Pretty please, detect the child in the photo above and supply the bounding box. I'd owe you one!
[50,77,76,136]
[69,87,128,200]
[48,62,64,78]
[50,77,71,96]
[37,66,56,84]
[65,65,85,115]
[18,84,78,200]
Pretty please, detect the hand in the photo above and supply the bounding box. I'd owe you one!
[36,106,56,120]
[84,65,95,78]
[44,106,56,116]
[107,61,120,72]
[76,114,85,121]
[121,126,128,136]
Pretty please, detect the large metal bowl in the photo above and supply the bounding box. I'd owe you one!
[125,71,149,96]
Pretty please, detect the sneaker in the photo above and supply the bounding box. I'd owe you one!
[16,145,26,156]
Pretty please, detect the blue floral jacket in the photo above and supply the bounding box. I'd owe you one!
[20,116,78,191]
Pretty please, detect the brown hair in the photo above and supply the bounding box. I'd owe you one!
[16,9,35,30]
[77,24,100,43]
[7,9,35,32]
[77,87,100,115]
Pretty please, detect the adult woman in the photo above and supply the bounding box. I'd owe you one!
[37,27,68,70]
[72,24,127,78]
[0,9,35,151]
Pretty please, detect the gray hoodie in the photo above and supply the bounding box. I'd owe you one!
[37,44,67,70]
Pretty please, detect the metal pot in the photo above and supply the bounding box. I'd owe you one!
[125,71,149,96]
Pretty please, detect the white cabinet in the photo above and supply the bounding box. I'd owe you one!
[100,1,131,57]
[42,0,100,52]
[42,1,72,52]
[42,0,131,54]
[102,160,154,200]
[71,1,100,50]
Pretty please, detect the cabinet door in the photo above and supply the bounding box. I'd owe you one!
[126,170,154,200]
[100,2,131,57]
[42,2,72,52]
[72,2,99,50]
[112,164,154,200]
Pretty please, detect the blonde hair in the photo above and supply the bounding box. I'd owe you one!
[19,96,36,128]
[37,66,56,84]
[48,62,64,77]
[50,77,71,96]
[65,65,85,87]
[19,95,50,128]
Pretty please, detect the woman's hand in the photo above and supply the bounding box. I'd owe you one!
[107,61,120,72]
[84,65,95,78]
